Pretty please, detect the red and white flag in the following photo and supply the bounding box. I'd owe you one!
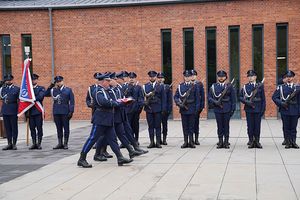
[18,58,44,117]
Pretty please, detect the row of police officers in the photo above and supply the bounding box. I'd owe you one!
[0,69,299,165]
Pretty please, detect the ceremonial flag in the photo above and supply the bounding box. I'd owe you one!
[18,58,35,117]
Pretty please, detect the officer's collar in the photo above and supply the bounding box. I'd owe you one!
[58,85,65,90]
[249,81,256,85]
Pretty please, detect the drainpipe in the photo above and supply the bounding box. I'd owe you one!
[48,8,55,79]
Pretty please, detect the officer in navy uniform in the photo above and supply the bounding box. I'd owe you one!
[86,72,101,115]
[208,70,236,149]
[77,73,133,168]
[45,76,75,150]
[143,70,167,148]
[0,74,20,150]
[93,72,142,161]
[157,72,172,145]
[27,74,45,150]
[272,70,300,149]
[174,70,201,148]
[116,71,148,154]
[125,72,145,144]
[190,69,205,145]
[239,70,266,148]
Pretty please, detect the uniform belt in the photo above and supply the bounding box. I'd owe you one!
[252,97,261,102]
[186,99,195,104]
[287,101,297,105]
[221,98,230,102]
[96,108,114,113]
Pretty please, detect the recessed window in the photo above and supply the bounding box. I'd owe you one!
[1,35,12,78]
[276,24,288,84]
[161,29,172,84]
[252,25,264,81]
[183,28,194,70]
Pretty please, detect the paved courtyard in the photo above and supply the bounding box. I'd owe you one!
[0,119,300,200]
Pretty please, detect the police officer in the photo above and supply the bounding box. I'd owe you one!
[125,72,144,144]
[0,74,20,150]
[116,71,148,154]
[28,74,45,150]
[208,70,236,149]
[190,69,205,145]
[45,76,75,150]
[157,72,172,145]
[143,71,167,148]
[240,70,266,148]
[272,70,300,149]
[86,72,101,115]
[77,73,133,168]
[174,70,201,148]
[93,72,142,161]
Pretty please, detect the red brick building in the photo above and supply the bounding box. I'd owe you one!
[0,0,299,120]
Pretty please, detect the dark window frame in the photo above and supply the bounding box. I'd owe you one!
[21,34,33,72]
[161,29,172,85]
[276,23,288,85]
[183,28,194,70]
[1,34,12,78]
[206,26,217,119]
[228,25,240,118]
[252,24,264,81]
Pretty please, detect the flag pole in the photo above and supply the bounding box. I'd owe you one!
[26,118,29,146]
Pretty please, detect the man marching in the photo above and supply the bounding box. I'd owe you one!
[45,76,75,150]
[86,72,101,115]
[208,70,236,149]
[174,70,201,148]
[0,74,20,150]
[77,72,133,168]
[272,70,300,149]
[240,70,266,148]
[27,74,45,150]
[190,69,205,145]
[143,71,166,148]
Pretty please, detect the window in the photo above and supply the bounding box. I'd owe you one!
[1,35,12,78]
[276,24,288,84]
[183,28,194,70]
[229,26,240,118]
[206,27,217,118]
[161,29,172,85]
[22,34,33,71]
[252,25,264,81]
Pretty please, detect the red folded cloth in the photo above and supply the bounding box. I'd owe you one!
[117,97,134,104]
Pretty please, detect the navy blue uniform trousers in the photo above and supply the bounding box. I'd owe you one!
[82,124,119,155]
[215,112,231,138]
[245,112,261,139]
[53,114,69,139]
[3,115,18,144]
[281,114,298,141]
[29,114,43,140]
[181,114,195,136]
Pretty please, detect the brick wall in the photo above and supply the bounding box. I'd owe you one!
[0,0,299,120]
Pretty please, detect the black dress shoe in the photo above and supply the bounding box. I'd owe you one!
[255,142,263,149]
[292,142,300,149]
[147,142,156,149]
[282,140,286,146]
[181,142,188,148]
[156,143,162,148]
[117,157,133,166]
[247,140,251,145]
[195,140,200,145]
[53,144,64,149]
[29,144,37,150]
[94,154,108,162]
[103,151,113,158]
[12,145,17,150]
[77,159,92,168]
[248,141,255,149]
[2,144,13,150]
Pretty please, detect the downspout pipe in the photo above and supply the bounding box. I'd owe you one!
[48,8,55,80]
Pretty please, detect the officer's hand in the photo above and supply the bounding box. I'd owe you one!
[67,112,73,120]
[281,101,288,109]
[213,99,221,106]
[244,100,253,107]
[49,82,55,89]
